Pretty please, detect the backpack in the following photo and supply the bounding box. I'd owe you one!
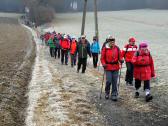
[124,44,137,58]
[104,45,120,63]
[124,45,129,58]
[135,51,151,58]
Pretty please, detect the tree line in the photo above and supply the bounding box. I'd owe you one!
[23,0,55,26]
[0,0,168,26]
[1,0,168,13]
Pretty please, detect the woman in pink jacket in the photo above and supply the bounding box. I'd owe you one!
[132,41,155,102]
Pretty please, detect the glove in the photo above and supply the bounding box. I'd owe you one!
[120,59,124,64]
[89,54,92,58]
[141,58,145,62]
[103,64,107,69]
[151,73,155,78]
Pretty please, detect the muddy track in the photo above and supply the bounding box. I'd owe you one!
[87,65,168,126]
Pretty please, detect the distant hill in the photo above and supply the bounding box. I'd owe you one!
[0,0,24,13]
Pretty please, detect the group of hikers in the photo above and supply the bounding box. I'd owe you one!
[42,32,100,73]
[41,31,155,102]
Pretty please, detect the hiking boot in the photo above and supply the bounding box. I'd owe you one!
[145,94,153,102]
[105,94,109,100]
[111,95,118,101]
[129,82,133,86]
[135,92,139,98]
[82,71,85,74]
[126,81,133,86]
[126,81,129,85]
[94,66,97,68]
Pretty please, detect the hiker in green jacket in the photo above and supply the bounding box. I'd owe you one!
[48,37,56,57]
[76,35,91,73]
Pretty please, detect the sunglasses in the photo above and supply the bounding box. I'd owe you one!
[109,39,115,42]
[141,46,147,48]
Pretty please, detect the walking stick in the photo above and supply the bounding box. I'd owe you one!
[97,58,101,71]
[118,64,122,94]
[100,70,105,99]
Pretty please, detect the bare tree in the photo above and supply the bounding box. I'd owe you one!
[23,0,55,26]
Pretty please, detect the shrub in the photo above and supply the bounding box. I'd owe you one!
[29,5,55,26]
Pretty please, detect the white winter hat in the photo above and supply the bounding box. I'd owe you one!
[64,35,67,38]
[81,35,86,38]
[72,36,76,39]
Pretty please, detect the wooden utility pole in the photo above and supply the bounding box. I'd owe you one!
[81,0,99,40]
[81,0,87,35]
[93,0,99,41]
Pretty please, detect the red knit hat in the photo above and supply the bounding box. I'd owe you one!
[129,37,136,42]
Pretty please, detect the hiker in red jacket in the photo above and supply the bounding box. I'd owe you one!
[44,32,51,45]
[60,35,70,65]
[132,41,155,102]
[70,36,77,67]
[121,37,138,86]
[101,36,123,101]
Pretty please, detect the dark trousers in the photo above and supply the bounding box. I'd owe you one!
[61,49,68,64]
[125,62,134,84]
[92,53,98,68]
[105,70,119,96]
[55,48,60,59]
[70,54,77,67]
[135,79,150,91]
[50,47,54,57]
[77,58,87,73]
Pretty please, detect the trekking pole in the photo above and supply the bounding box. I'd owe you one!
[97,58,101,71]
[118,64,122,94]
[100,70,105,99]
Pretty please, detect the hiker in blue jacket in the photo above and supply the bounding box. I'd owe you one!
[90,36,100,68]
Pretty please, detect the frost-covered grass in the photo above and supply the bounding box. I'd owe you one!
[52,9,168,86]
[0,12,21,18]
